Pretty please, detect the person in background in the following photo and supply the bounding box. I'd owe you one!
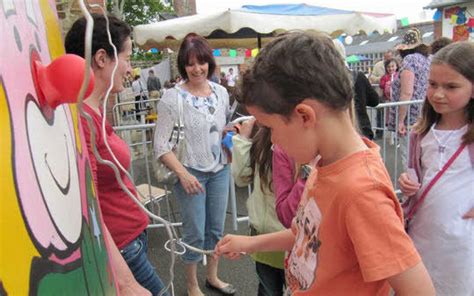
[232,119,286,295]
[369,49,395,86]
[147,69,161,102]
[65,13,168,296]
[215,31,434,296]
[132,74,148,119]
[333,38,379,139]
[429,37,452,55]
[398,41,474,295]
[225,68,237,88]
[353,70,380,139]
[154,33,235,296]
[272,145,306,229]
[389,28,431,167]
[380,58,400,102]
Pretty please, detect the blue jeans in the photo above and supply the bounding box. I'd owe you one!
[174,165,230,263]
[256,261,285,296]
[121,231,169,296]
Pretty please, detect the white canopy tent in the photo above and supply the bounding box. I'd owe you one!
[134,4,397,50]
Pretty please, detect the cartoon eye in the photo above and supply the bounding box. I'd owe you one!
[23,100,82,254]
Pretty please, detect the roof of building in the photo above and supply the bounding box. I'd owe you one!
[345,22,434,55]
[425,0,472,9]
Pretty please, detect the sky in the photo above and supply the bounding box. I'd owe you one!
[195,0,436,23]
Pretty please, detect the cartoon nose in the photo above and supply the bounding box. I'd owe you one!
[32,53,95,109]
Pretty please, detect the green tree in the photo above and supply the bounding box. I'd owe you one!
[108,0,173,26]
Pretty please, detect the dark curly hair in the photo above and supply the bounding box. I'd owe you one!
[65,13,131,59]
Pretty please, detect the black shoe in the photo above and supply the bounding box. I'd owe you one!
[205,280,236,295]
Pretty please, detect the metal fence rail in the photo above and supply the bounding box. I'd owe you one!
[113,99,425,230]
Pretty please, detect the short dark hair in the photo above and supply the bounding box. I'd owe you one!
[239,32,353,118]
[383,58,399,73]
[430,37,452,55]
[65,13,131,59]
[177,33,216,81]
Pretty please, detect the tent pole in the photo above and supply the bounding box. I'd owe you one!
[257,33,262,49]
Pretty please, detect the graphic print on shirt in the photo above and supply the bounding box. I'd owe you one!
[286,198,322,291]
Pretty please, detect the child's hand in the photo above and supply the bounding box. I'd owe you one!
[398,172,420,197]
[215,234,249,260]
[463,207,474,219]
[398,121,407,136]
[238,118,256,139]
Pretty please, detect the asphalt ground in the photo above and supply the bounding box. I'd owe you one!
[131,135,404,296]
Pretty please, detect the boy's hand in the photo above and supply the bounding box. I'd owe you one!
[398,172,420,197]
[463,207,474,219]
[215,234,250,260]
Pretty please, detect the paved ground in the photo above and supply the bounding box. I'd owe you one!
[130,134,405,296]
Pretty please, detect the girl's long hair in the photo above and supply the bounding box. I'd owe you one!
[414,41,474,144]
[248,127,273,194]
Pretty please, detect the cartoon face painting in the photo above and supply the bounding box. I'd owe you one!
[0,0,116,294]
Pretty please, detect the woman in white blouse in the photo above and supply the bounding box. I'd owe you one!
[153,33,235,296]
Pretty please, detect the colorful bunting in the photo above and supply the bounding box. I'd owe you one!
[457,13,467,24]
[213,49,221,56]
[453,24,469,42]
[468,18,474,28]
[450,14,458,25]
[245,49,251,57]
[251,48,259,57]
[433,9,442,21]
[400,17,409,27]
[229,49,237,57]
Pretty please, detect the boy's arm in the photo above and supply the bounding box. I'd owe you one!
[215,229,295,258]
[388,262,435,296]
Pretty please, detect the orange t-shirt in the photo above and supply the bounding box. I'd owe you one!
[286,140,421,296]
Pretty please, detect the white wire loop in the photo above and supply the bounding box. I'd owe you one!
[76,2,218,296]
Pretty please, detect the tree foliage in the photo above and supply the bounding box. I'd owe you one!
[107,0,173,26]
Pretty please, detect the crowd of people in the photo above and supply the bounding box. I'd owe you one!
[65,11,473,296]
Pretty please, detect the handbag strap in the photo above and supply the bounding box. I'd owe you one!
[406,143,466,220]
[174,87,184,145]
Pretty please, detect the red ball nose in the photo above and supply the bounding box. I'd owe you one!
[32,54,95,109]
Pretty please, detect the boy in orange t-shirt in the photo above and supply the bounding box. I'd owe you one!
[214,32,434,296]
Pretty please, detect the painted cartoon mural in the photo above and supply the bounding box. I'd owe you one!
[0,0,117,294]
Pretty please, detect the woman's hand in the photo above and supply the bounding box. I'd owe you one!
[463,208,474,219]
[178,170,204,195]
[398,172,420,197]
[398,121,407,136]
[238,118,256,140]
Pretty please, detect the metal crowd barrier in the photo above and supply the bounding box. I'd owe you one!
[112,99,425,231]
[366,99,424,191]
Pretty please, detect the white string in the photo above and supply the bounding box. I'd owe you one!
[75,2,215,296]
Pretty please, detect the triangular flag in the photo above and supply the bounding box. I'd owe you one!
[229,49,237,57]
[213,49,221,56]
[245,49,251,57]
[451,14,458,25]
[400,17,409,27]
[251,48,259,57]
